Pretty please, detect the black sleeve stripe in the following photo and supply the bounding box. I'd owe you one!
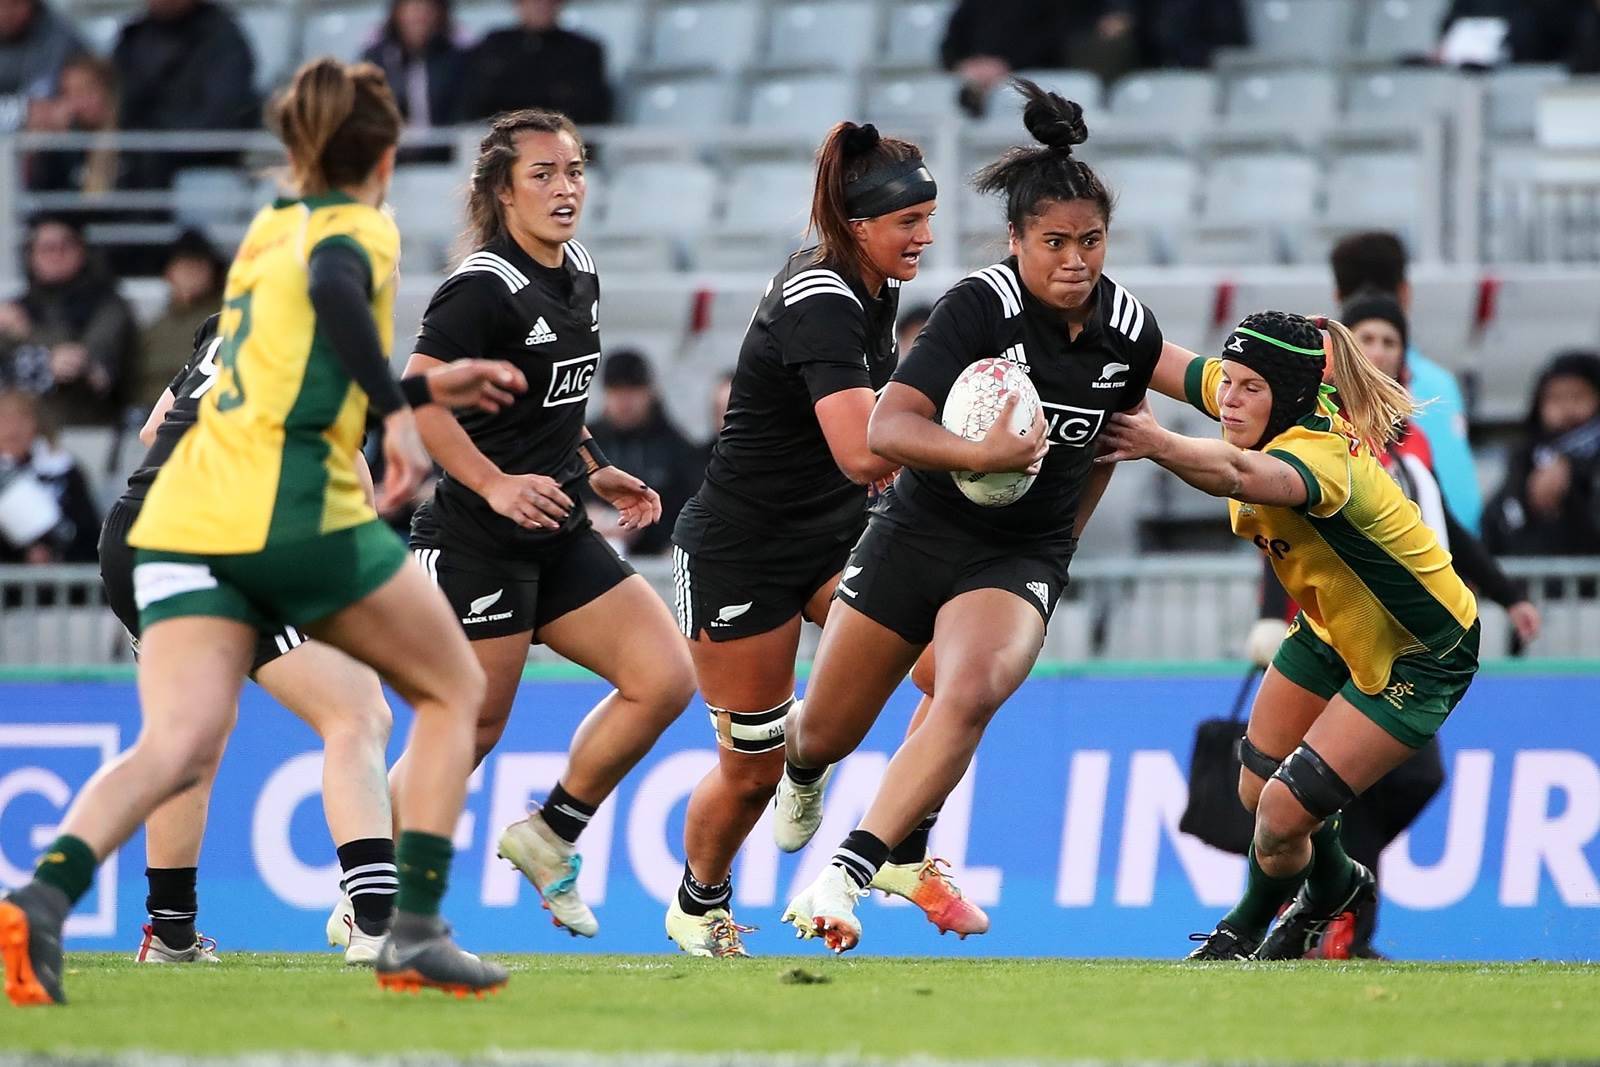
[969,264,1022,318]
[451,251,529,292]
[565,240,595,274]
[1109,280,1147,342]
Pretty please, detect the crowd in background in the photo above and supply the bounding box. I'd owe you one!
[0,0,1597,567]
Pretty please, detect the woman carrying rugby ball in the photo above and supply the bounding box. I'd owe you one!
[778,79,1167,952]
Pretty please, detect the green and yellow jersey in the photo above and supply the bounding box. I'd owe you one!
[1184,357,1477,694]
[130,193,399,554]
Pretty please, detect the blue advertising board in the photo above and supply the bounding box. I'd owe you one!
[2,671,1596,960]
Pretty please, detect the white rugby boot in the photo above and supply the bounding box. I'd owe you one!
[782,863,865,954]
[326,893,386,965]
[134,925,219,963]
[664,898,754,958]
[497,805,598,937]
[773,763,834,853]
[869,857,990,938]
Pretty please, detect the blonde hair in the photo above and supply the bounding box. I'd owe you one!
[269,58,400,197]
[1320,316,1415,450]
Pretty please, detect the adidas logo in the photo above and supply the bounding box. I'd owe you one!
[525,317,558,346]
[1026,581,1050,611]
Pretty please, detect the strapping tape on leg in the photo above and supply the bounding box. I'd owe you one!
[1271,742,1356,821]
[707,695,793,755]
[1236,735,1286,781]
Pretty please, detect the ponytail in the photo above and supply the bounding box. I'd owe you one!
[270,58,400,197]
[809,121,924,281]
[1321,317,1415,451]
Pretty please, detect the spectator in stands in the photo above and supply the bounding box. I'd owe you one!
[0,0,83,134]
[0,216,138,428]
[1135,0,1249,69]
[1330,231,1482,531]
[131,228,224,412]
[25,54,126,196]
[457,0,613,125]
[0,388,100,563]
[1565,0,1600,72]
[942,1,1139,114]
[362,0,467,133]
[1436,0,1579,66]
[113,0,257,187]
[896,303,933,358]
[1483,350,1600,558]
[586,350,701,556]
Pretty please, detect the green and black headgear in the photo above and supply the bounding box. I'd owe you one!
[1218,310,1330,448]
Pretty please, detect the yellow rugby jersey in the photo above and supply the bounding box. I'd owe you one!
[1184,358,1477,693]
[131,193,399,553]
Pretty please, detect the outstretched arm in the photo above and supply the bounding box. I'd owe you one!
[1150,341,1204,403]
[1098,400,1307,507]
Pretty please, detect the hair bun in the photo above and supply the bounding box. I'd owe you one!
[841,122,882,158]
[1014,78,1087,154]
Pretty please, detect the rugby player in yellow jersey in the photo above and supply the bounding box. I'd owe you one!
[1,58,525,1006]
[1098,310,1480,961]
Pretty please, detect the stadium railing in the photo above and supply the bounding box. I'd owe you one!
[4,556,1596,670]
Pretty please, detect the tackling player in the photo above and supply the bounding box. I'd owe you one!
[401,109,695,940]
[777,80,1166,952]
[1103,310,1480,960]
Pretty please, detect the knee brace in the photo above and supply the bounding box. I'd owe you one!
[707,695,792,755]
[1236,735,1285,781]
[1271,742,1356,821]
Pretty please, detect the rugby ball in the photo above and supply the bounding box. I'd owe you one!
[941,357,1041,507]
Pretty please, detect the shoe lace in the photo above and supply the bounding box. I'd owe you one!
[919,856,964,898]
[195,932,218,954]
[545,852,583,897]
[707,915,756,954]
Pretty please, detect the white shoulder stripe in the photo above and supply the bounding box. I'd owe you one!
[565,240,595,274]
[785,280,862,308]
[886,277,902,288]
[1109,279,1145,342]
[1127,294,1146,342]
[969,265,1021,318]
[451,252,529,292]
[783,267,848,293]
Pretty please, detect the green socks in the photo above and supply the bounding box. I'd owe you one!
[34,834,98,906]
[1303,814,1358,912]
[395,831,454,917]
[1222,847,1310,938]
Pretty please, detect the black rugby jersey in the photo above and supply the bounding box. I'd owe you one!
[121,314,222,506]
[410,234,601,552]
[891,258,1162,547]
[694,250,900,536]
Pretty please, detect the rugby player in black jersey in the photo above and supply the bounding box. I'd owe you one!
[401,109,695,939]
[778,81,1167,951]
[662,123,979,957]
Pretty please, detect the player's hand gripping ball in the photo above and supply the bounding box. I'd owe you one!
[942,357,1041,507]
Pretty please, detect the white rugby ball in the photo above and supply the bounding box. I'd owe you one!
[941,357,1041,507]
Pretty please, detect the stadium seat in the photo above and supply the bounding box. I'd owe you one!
[387,164,468,269]
[172,168,255,230]
[597,161,718,236]
[764,1,878,71]
[1105,71,1219,135]
[629,75,738,128]
[696,162,815,271]
[864,72,964,128]
[1175,152,1318,263]
[746,73,860,135]
[303,4,385,64]
[1486,65,1568,139]
[878,0,956,70]
[1244,0,1357,63]
[1472,270,1600,420]
[76,12,123,55]
[1325,150,1424,228]
[1406,270,1480,366]
[1344,67,1470,120]
[995,70,1102,123]
[645,2,762,74]
[1225,69,1339,130]
[1358,0,1451,61]
[1096,155,1201,265]
[237,5,295,93]
[561,2,647,79]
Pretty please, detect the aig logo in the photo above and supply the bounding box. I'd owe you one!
[0,724,120,935]
[544,353,600,407]
[1040,402,1106,447]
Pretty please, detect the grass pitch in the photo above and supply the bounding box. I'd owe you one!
[5,954,1598,1064]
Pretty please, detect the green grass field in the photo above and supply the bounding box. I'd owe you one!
[6,954,1599,1064]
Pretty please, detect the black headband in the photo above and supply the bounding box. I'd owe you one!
[845,157,937,220]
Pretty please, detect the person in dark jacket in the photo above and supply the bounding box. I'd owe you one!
[941,0,1138,112]
[585,350,702,557]
[0,388,100,563]
[112,0,257,186]
[362,0,467,131]
[1483,350,1600,561]
[0,0,83,133]
[457,0,613,125]
[0,216,139,428]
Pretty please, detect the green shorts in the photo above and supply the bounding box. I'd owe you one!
[134,519,409,633]
[1271,612,1480,748]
